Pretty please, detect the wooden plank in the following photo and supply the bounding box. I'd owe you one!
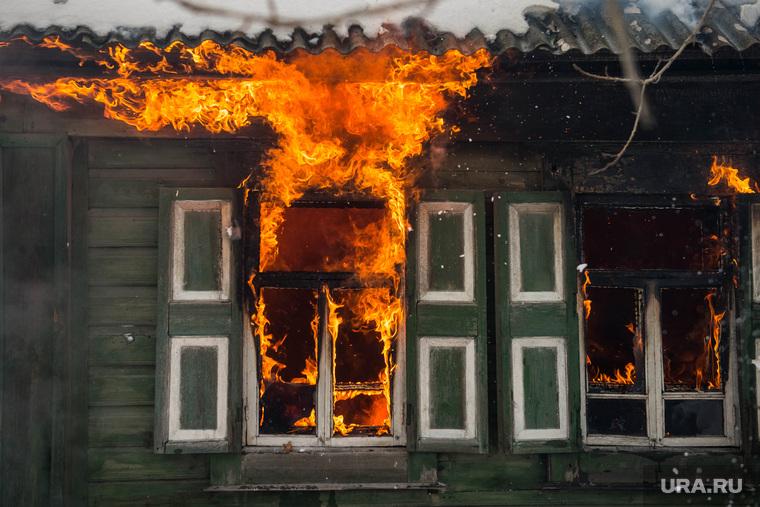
[179,347,218,430]
[427,211,465,292]
[522,347,560,430]
[88,216,158,247]
[88,449,209,481]
[416,304,478,336]
[87,294,158,326]
[430,347,466,430]
[236,451,408,484]
[88,139,216,169]
[89,480,243,507]
[89,168,214,180]
[69,139,90,506]
[578,453,657,484]
[421,170,541,192]
[183,209,223,292]
[89,406,154,448]
[88,254,158,286]
[89,180,161,208]
[89,368,156,407]
[89,325,156,367]
[518,212,556,293]
[1,146,56,507]
[169,304,232,336]
[437,454,545,491]
[509,304,568,337]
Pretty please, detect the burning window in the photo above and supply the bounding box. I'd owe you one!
[580,200,735,446]
[249,201,401,445]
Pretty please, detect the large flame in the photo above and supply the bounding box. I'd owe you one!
[0,38,491,436]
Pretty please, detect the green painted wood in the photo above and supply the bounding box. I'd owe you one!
[410,190,488,453]
[89,326,156,366]
[89,168,214,181]
[88,216,159,247]
[88,294,157,326]
[89,370,156,407]
[89,180,161,208]
[155,187,241,454]
[437,454,545,491]
[183,210,222,292]
[509,304,567,337]
[407,452,437,483]
[522,347,560,430]
[180,346,219,430]
[89,480,244,507]
[429,347,466,430]
[89,406,154,448]
[88,254,157,286]
[88,139,215,169]
[427,211,465,292]
[88,449,209,481]
[496,192,578,454]
[1,145,56,506]
[518,212,555,293]
[169,304,232,336]
[69,139,90,507]
[416,309,478,336]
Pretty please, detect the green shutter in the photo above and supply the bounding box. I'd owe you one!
[742,198,760,448]
[495,192,579,453]
[408,191,487,453]
[155,188,242,454]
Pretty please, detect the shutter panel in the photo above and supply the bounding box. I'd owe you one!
[155,188,241,454]
[408,191,487,453]
[495,192,579,453]
[746,200,760,443]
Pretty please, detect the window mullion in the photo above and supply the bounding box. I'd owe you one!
[318,285,333,445]
[645,281,665,445]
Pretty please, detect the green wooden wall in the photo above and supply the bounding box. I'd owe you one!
[0,69,759,504]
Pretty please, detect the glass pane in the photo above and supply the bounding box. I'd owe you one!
[583,208,720,270]
[586,398,647,436]
[665,399,724,437]
[585,286,645,393]
[257,287,319,434]
[661,288,725,392]
[330,289,393,436]
[260,205,387,272]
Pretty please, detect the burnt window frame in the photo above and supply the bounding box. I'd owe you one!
[242,194,406,449]
[577,194,739,449]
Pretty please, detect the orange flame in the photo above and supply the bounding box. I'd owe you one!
[588,321,640,385]
[581,271,592,319]
[708,156,757,193]
[0,38,492,437]
[705,293,724,390]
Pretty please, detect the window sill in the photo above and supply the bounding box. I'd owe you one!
[206,482,446,492]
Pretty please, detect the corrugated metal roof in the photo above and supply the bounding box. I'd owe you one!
[2,2,759,55]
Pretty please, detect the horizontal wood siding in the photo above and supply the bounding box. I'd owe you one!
[86,138,218,504]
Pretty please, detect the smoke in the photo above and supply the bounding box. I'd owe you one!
[557,0,732,29]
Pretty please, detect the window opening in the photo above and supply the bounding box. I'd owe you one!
[580,199,735,447]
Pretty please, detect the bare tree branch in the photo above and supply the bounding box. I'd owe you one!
[577,0,717,174]
[165,0,440,31]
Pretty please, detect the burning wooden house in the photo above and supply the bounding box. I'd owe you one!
[1,0,759,504]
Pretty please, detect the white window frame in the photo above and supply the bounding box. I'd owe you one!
[418,336,477,441]
[417,202,475,303]
[243,289,406,449]
[512,337,569,441]
[168,336,229,442]
[581,281,739,448]
[509,202,564,303]
[171,199,232,302]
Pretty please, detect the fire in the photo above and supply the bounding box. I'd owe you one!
[587,320,641,386]
[581,270,592,319]
[708,156,757,193]
[705,292,724,390]
[1,38,491,437]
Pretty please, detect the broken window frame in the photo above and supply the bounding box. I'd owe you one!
[243,196,406,449]
[578,196,739,448]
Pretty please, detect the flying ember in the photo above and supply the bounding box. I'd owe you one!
[0,38,493,437]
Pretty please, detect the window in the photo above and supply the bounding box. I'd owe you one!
[579,198,739,447]
[244,200,405,447]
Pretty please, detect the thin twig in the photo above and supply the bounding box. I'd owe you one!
[167,0,440,30]
[577,0,717,174]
